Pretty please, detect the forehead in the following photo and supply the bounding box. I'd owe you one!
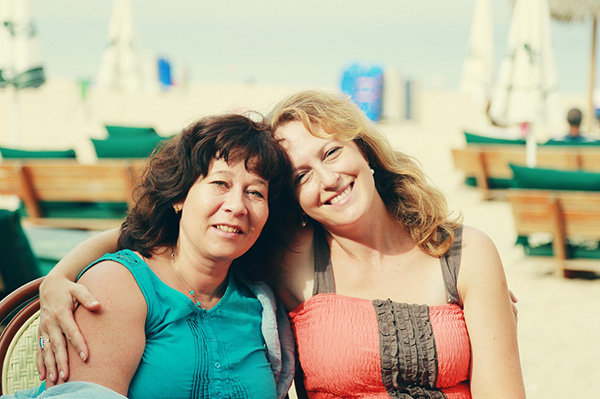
[207,158,267,182]
[276,121,330,149]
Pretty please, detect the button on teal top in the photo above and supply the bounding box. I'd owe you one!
[81,250,276,399]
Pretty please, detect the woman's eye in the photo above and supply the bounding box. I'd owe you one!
[294,172,308,186]
[247,190,265,199]
[325,147,341,158]
[212,180,228,188]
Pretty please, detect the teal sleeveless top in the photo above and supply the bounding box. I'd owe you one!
[81,249,276,399]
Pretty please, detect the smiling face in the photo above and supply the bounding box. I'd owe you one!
[175,158,270,264]
[276,120,379,232]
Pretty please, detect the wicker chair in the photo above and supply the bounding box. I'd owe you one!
[0,277,44,395]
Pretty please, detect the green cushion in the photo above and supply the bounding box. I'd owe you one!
[465,176,513,189]
[516,235,600,259]
[542,139,600,146]
[0,209,42,297]
[0,147,76,159]
[19,201,128,219]
[91,136,166,158]
[105,125,158,139]
[464,132,526,146]
[510,164,600,191]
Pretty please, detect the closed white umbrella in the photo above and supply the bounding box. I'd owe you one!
[490,0,562,166]
[459,0,494,112]
[0,0,46,146]
[548,0,600,132]
[96,0,141,93]
[509,0,600,131]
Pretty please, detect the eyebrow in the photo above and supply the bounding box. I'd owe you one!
[211,170,268,187]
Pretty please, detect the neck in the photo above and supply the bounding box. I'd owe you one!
[569,126,581,137]
[170,245,231,305]
[326,207,415,263]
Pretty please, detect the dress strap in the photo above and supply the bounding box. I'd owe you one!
[440,225,464,304]
[312,225,336,295]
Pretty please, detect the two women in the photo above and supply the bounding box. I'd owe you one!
[37,91,525,398]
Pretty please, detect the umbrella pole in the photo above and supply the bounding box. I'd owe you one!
[11,87,20,147]
[588,17,597,133]
[526,127,537,168]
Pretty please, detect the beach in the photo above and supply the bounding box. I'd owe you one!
[1,79,599,398]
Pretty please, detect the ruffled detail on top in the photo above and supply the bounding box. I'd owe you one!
[374,300,444,398]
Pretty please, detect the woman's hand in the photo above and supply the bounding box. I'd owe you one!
[37,275,101,384]
[509,289,519,322]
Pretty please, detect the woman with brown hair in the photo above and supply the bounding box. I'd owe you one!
[24,114,295,399]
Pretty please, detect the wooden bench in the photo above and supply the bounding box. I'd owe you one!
[451,146,600,200]
[0,160,147,230]
[508,189,600,277]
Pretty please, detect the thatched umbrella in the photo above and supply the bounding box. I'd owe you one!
[511,0,600,130]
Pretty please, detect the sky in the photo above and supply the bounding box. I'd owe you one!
[31,0,595,93]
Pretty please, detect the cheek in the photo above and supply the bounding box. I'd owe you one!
[250,203,269,231]
[296,184,318,209]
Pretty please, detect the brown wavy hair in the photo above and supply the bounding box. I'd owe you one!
[118,113,294,280]
[268,90,461,257]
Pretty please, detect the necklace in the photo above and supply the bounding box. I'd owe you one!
[170,249,202,308]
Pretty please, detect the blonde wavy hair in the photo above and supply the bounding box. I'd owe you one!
[268,90,462,257]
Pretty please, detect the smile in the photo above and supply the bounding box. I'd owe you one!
[329,185,352,205]
[214,225,243,234]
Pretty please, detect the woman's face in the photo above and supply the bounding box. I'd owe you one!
[175,159,269,263]
[275,120,377,232]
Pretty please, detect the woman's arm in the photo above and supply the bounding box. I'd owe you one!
[458,226,526,399]
[46,260,147,395]
[276,225,315,312]
[37,228,120,384]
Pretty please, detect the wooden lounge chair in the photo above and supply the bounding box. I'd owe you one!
[508,189,600,277]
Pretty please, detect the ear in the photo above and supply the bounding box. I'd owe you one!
[173,201,184,213]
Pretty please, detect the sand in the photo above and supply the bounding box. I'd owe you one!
[1,79,599,398]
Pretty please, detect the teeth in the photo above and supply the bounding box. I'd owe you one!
[330,186,352,205]
[215,225,241,234]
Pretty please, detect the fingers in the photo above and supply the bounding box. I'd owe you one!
[40,306,91,383]
[36,339,47,381]
[56,306,90,364]
[36,279,100,381]
[40,338,58,385]
[38,312,67,384]
[70,283,101,311]
[508,290,519,323]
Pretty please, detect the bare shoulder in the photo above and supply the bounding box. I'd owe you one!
[460,225,502,269]
[461,225,498,254]
[78,260,146,311]
[277,226,316,312]
[68,260,147,394]
[458,225,506,296]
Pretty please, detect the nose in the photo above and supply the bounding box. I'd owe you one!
[223,188,248,216]
[317,166,339,189]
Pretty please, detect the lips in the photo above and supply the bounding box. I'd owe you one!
[214,224,243,234]
[327,184,353,205]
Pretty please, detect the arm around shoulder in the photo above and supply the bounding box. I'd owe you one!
[37,228,121,382]
[457,226,526,399]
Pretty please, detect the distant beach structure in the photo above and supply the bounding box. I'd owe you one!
[340,63,383,122]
